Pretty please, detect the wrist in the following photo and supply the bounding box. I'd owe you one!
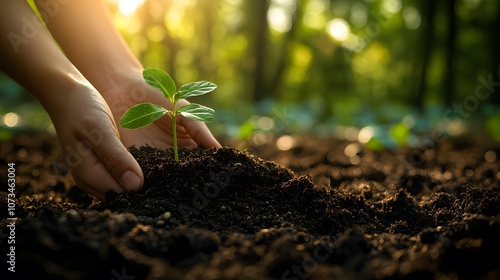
[93,64,144,95]
[34,68,101,133]
[36,68,91,112]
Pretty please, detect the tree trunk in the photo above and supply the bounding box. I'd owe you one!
[253,0,270,102]
[268,0,304,98]
[443,0,456,106]
[196,0,215,80]
[415,0,436,112]
[492,0,500,105]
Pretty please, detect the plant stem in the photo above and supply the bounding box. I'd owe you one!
[172,114,179,162]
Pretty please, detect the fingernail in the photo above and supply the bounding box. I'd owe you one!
[120,170,142,191]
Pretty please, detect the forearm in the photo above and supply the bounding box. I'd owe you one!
[0,0,89,115]
[33,0,143,90]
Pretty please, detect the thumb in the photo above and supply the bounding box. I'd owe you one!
[79,123,144,192]
[181,117,222,148]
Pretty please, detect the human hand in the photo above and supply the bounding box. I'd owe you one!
[98,69,222,151]
[50,83,144,200]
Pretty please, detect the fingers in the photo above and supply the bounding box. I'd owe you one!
[180,116,222,148]
[71,150,125,200]
[63,116,144,200]
[83,122,144,193]
[60,135,133,200]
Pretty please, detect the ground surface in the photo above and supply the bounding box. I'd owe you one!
[1,132,499,280]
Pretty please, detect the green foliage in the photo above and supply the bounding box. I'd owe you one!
[365,138,385,151]
[3,1,499,148]
[485,115,500,142]
[389,123,410,146]
[177,82,218,101]
[142,68,176,100]
[0,128,12,142]
[120,68,216,162]
[238,121,254,140]
[177,103,215,122]
[120,103,167,129]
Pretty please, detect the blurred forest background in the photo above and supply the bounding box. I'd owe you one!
[1,0,499,150]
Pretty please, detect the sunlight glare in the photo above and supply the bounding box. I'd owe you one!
[118,0,144,16]
[272,0,295,5]
[268,7,292,33]
[326,19,350,42]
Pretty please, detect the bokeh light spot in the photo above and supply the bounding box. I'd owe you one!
[350,155,361,165]
[3,112,19,127]
[147,26,166,43]
[276,135,296,151]
[344,143,361,157]
[402,115,416,128]
[485,151,496,163]
[464,169,474,177]
[326,18,350,42]
[258,117,275,131]
[344,127,359,141]
[117,0,144,16]
[358,126,374,143]
[403,7,421,30]
[268,7,291,33]
[383,0,402,14]
[351,6,368,27]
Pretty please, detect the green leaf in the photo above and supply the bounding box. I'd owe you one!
[175,81,217,102]
[238,121,254,140]
[177,103,215,123]
[143,68,176,101]
[120,103,168,129]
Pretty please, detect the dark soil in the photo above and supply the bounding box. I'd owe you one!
[1,132,500,280]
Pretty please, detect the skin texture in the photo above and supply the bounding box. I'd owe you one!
[0,0,221,200]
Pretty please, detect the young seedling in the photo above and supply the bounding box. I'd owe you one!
[120,68,216,162]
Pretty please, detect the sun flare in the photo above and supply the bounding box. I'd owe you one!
[117,0,145,16]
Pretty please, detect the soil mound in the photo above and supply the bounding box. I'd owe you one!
[1,133,499,279]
